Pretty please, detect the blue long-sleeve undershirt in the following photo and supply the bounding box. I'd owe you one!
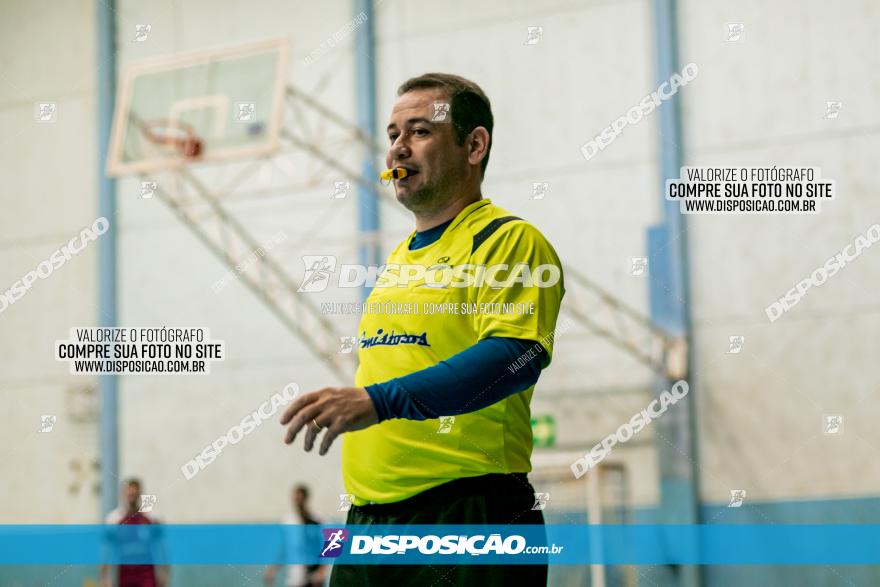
[408,217,454,250]
[365,336,544,422]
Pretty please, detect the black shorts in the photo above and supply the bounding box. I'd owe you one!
[329,472,547,587]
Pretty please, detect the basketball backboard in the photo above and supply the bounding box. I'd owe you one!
[107,38,289,176]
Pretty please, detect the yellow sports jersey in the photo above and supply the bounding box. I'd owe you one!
[341,198,565,505]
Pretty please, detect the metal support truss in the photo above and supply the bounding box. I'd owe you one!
[564,267,687,379]
[149,168,355,378]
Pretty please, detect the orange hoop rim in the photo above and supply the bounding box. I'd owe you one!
[139,119,204,159]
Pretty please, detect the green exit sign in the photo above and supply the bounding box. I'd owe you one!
[531,414,556,448]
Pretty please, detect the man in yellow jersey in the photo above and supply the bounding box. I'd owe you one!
[280,73,564,586]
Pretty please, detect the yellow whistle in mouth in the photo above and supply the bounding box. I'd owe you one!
[379,167,410,181]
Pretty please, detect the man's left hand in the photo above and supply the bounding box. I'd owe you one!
[280,387,378,455]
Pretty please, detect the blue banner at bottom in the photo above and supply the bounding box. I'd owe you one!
[0,524,878,565]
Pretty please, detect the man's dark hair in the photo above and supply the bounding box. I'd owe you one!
[124,477,142,490]
[294,484,309,499]
[397,73,493,174]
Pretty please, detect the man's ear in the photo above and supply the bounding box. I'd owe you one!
[467,127,490,168]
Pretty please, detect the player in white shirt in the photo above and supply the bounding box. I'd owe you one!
[264,485,328,587]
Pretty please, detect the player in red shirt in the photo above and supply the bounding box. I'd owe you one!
[100,478,169,587]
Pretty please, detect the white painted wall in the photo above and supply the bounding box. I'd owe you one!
[679,0,880,506]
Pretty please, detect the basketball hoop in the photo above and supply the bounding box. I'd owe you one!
[140,119,204,159]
